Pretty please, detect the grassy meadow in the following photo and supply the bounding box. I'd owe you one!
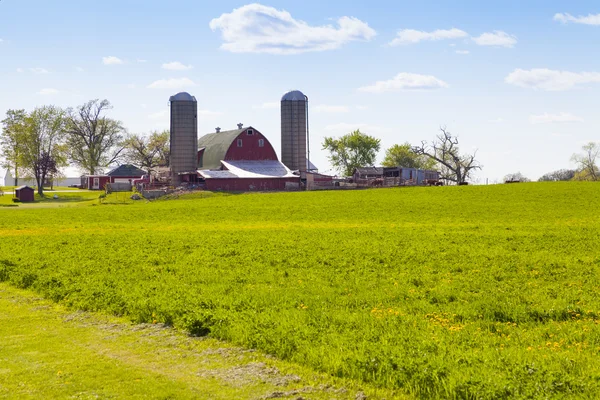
[1,183,599,398]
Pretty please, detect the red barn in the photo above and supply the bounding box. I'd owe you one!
[195,126,300,191]
[14,185,35,202]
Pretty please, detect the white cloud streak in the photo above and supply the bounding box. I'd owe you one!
[505,68,600,91]
[472,31,517,47]
[29,67,49,74]
[314,105,350,113]
[102,56,124,65]
[147,78,196,89]
[37,88,59,95]
[162,61,193,71]
[455,50,470,55]
[389,28,467,45]
[529,112,584,124]
[359,73,449,93]
[209,3,376,54]
[554,13,600,25]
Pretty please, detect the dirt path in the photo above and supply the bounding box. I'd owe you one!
[0,283,397,399]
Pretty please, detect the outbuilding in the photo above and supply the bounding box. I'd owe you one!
[14,185,35,202]
[82,165,146,190]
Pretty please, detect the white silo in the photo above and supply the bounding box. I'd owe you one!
[169,92,198,185]
[281,90,309,175]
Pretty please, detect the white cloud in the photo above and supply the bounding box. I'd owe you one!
[359,72,449,93]
[102,56,124,65]
[554,13,600,25]
[455,50,470,55]
[505,68,600,91]
[162,61,193,71]
[16,68,24,73]
[389,28,467,46]
[147,77,196,89]
[324,122,389,135]
[209,3,376,54]
[356,105,369,110]
[37,88,59,95]
[29,67,49,74]
[137,59,148,63]
[314,105,349,113]
[529,112,584,124]
[0,39,4,43]
[472,31,517,47]
[253,102,279,110]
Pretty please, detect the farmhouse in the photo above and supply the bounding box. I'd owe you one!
[193,125,300,191]
[82,164,146,190]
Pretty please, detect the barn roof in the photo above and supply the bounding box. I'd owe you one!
[107,164,146,177]
[354,167,384,175]
[198,160,296,179]
[197,128,245,169]
[16,185,34,190]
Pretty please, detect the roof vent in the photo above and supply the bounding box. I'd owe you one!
[237,123,243,129]
[215,127,221,133]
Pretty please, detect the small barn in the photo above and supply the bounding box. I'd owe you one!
[195,125,301,191]
[353,167,384,183]
[383,167,440,185]
[82,165,146,190]
[14,185,35,202]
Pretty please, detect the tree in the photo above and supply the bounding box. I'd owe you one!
[538,169,576,182]
[382,142,437,169]
[66,99,126,175]
[504,172,530,183]
[123,130,170,175]
[1,109,27,186]
[571,142,599,181]
[413,127,481,184]
[322,130,381,176]
[18,106,68,195]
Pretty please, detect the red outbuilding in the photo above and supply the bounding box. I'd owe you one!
[194,126,301,191]
[82,165,146,190]
[14,185,35,202]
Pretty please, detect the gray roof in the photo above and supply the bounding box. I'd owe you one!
[354,167,384,175]
[169,92,196,102]
[281,90,306,101]
[107,164,146,177]
[197,128,245,169]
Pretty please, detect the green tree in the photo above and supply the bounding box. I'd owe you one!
[123,130,170,175]
[18,106,68,195]
[0,109,27,186]
[571,142,599,181]
[322,130,381,176]
[66,99,125,175]
[382,142,437,169]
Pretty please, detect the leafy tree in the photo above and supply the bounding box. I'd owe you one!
[571,142,599,181]
[538,169,576,182]
[413,127,481,184]
[0,109,27,186]
[17,106,68,195]
[66,99,125,175]
[504,172,530,182]
[382,142,437,169]
[322,130,381,176]
[123,130,170,175]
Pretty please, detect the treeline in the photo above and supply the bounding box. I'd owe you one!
[0,100,169,195]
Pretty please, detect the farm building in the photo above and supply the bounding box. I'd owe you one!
[0,169,14,187]
[81,165,146,190]
[383,167,440,185]
[14,185,35,202]
[193,125,300,191]
[353,167,384,182]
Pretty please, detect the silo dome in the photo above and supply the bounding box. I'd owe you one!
[169,92,196,102]
[281,90,306,101]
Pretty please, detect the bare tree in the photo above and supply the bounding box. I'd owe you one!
[538,169,576,182]
[504,172,530,183]
[66,99,126,175]
[413,127,481,184]
[571,142,599,181]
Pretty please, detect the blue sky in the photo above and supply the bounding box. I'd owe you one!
[1,1,599,181]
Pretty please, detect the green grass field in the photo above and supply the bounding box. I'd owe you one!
[1,183,599,398]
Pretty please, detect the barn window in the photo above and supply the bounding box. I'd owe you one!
[258,139,264,147]
[247,129,254,136]
[237,139,243,147]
